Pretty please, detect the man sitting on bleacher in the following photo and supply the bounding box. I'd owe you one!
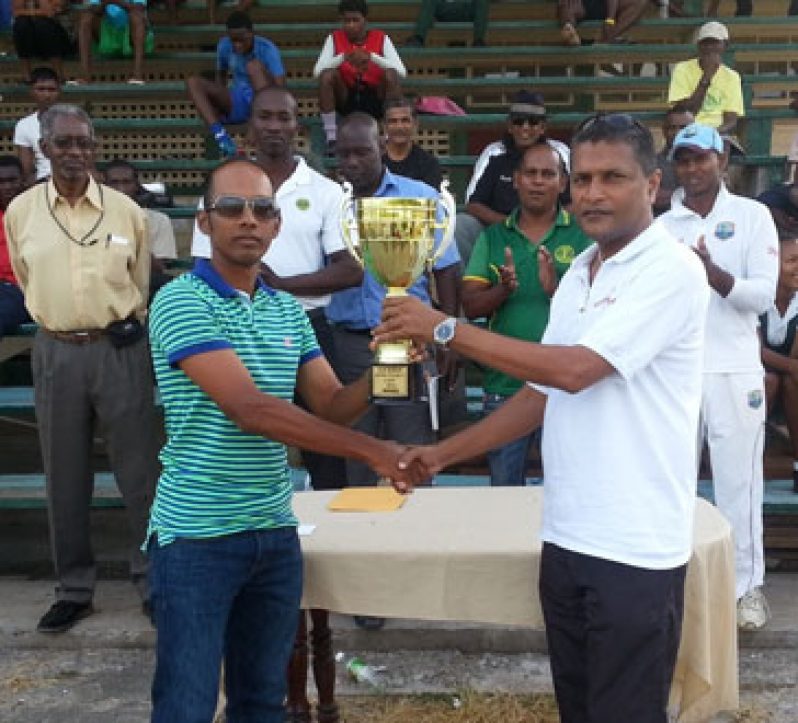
[0,155,31,338]
[187,10,286,158]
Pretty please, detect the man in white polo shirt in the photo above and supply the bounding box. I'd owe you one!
[660,123,779,630]
[374,114,710,723]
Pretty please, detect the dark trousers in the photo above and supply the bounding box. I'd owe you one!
[413,0,489,43]
[539,542,687,723]
[0,281,31,337]
[32,332,161,603]
[294,310,346,490]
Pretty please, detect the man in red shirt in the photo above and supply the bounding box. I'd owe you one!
[313,0,406,153]
[0,155,30,338]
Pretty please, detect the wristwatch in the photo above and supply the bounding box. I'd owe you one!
[432,317,458,347]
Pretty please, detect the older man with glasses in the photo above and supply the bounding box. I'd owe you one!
[3,103,161,634]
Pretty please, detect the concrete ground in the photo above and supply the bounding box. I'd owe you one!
[0,574,797,723]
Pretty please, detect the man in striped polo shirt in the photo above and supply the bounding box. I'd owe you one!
[146,158,418,723]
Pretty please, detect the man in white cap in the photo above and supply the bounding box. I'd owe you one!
[660,123,779,631]
[667,21,743,135]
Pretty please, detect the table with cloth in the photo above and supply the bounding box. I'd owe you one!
[293,486,738,723]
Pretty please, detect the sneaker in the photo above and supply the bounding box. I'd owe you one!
[37,600,93,633]
[737,588,770,630]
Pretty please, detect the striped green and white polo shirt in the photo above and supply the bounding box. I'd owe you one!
[146,259,321,547]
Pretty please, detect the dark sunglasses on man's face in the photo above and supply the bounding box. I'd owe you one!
[207,195,280,221]
[50,136,95,150]
[511,115,545,127]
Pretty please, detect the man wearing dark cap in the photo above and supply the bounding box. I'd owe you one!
[668,21,743,135]
[456,90,548,262]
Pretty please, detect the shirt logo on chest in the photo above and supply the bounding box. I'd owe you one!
[714,221,735,240]
[554,245,575,265]
[296,198,310,211]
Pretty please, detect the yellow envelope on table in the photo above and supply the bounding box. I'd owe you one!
[327,487,407,512]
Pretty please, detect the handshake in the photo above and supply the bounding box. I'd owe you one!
[363,295,457,494]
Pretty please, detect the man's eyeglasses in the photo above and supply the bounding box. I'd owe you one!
[207,195,280,221]
[575,113,648,135]
[50,136,96,150]
[511,115,546,128]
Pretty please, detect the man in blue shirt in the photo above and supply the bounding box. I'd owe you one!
[147,157,419,722]
[327,113,461,487]
[186,11,285,157]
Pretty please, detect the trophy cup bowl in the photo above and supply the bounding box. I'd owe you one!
[341,181,456,401]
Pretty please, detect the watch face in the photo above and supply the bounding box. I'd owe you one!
[435,319,455,344]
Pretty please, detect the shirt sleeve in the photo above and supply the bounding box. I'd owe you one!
[369,35,406,77]
[149,280,233,368]
[463,229,492,282]
[723,68,745,117]
[297,302,322,365]
[667,61,693,104]
[469,157,500,207]
[150,212,177,260]
[191,198,211,259]
[217,38,229,73]
[12,119,30,148]
[579,249,710,381]
[258,39,285,79]
[465,142,503,201]
[131,206,150,320]
[319,182,346,256]
[313,35,341,77]
[725,204,779,314]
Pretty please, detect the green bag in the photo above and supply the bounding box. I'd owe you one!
[95,17,154,58]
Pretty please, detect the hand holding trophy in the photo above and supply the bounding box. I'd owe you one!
[340,180,456,402]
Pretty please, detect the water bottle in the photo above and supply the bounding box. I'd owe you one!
[335,652,384,690]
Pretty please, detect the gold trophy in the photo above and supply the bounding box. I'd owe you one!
[341,181,456,402]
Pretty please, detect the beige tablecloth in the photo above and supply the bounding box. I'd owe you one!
[293,487,738,723]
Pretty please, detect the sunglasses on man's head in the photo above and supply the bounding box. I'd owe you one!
[511,115,545,127]
[575,112,648,134]
[207,195,280,221]
[50,136,95,150]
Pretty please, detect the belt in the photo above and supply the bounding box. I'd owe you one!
[43,328,106,344]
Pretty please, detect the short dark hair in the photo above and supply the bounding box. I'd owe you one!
[29,66,59,85]
[203,158,269,209]
[104,158,138,178]
[383,96,416,119]
[338,0,368,16]
[518,137,565,176]
[226,10,253,30]
[0,155,23,174]
[572,113,657,175]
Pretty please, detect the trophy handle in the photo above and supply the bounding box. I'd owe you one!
[340,181,363,265]
[429,179,457,268]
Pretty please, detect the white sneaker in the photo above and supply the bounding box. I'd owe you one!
[736,587,770,630]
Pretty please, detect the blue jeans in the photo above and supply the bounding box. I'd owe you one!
[149,527,303,723]
[484,394,540,486]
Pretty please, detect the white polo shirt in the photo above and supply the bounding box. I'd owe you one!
[192,157,347,310]
[660,185,779,374]
[535,221,709,569]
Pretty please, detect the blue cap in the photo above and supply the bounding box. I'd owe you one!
[669,123,724,159]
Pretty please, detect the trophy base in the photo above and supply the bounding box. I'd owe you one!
[371,363,428,405]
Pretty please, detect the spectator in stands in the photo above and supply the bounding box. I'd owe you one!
[75,0,149,84]
[457,90,548,263]
[187,11,286,158]
[757,176,798,237]
[404,0,488,48]
[0,155,31,338]
[668,21,743,135]
[313,0,406,154]
[191,89,363,722]
[3,104,160,633]
[557,0,648,46]
[146,158,416,723]
[104,159,177,300]
[660,123,779,631]
[461,140,590,486]
[11,0,74,81]
[327,110,460,492]
[761,232,798,494]
[375,113,709,723]
[13,66,60,185]
[382,96,443,189]
[654,104,694,215]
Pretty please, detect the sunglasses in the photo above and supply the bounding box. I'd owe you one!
[207,195,280,221]
[511,115,546,127]
[50,136,95,150]
[575,112,648,134]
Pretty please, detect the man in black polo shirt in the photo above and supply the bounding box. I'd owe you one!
[382,97,442,190]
